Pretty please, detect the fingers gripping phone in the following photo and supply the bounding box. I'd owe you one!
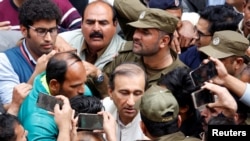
[77,113,103,131]
[191,89,215,110]
[37,92,63,112]
[189,61,218,87]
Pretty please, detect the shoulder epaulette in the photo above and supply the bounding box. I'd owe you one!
[119,41,133,53]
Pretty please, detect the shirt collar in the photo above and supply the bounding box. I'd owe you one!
[116,112,141,128]
[22,39,37,65]
[81,40,107,58]
[238,19,250,40]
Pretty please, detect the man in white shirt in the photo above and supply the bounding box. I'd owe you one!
[102,63,148,141]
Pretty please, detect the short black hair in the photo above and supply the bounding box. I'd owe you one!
[70,95,103,117]
[199,4,242,35]
[46,52,82,85]
[19,0,61,28]
[0,113,20,141]
[158,66,197,114]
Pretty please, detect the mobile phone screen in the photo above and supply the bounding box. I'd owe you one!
[78,113,103,131]
[190,61,218,87]
[36,92,63,112]
[191,89,215,110]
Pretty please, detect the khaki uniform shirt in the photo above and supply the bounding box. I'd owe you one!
[103,42,186,88]
[114,0,147,40]
[156,131,201,141]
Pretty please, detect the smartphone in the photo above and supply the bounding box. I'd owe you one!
[191,89,215,110]
[77,113,103,131]
[189,61,218,87]
[36,92,63,112]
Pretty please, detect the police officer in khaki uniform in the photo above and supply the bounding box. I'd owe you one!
[138,85,201,141]
[103,8,186,89]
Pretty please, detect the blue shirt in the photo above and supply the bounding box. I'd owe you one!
[179,45,207,70]
[0,40,35,104]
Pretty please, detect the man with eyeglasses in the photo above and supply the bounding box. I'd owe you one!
[179,4,242,69]
[0,0,61,110]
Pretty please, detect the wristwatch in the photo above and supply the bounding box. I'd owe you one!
[95,73,104,83]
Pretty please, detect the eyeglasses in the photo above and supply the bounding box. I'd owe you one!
[194,26,212,40]
[29,25,58,37]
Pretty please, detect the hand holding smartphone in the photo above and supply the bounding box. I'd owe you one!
[189,61,218,87]
[36,92,63,112]
[191,89,215,110]
[77,113,103,131]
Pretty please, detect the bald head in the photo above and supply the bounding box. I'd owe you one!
[82,1,117,23]
[46,52,85,84]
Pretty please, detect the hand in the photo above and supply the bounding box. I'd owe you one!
[0,21,11,30]
[203,57,229,85]
[178,20,198,48]
[28,50,57,84]
[34,50,57,74]
[201,82,237,118]
[171,21,198,54]
[53,95,73,130]
[171,30,181,54]
[7,83,32,115]
[54,36,76,52]
[82,60,101,77]
[52,95,73,141]
[70,110,78,141]
[94,111,117,141]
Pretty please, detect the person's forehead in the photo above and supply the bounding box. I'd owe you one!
[114,75,145,88]
[165,8,182,19]
[15,124,25,136]
[136,28,160,32]
[196,18,211,33]
[84,3,113,19]
[65,62,86,80]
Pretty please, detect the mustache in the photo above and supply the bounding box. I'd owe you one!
[89,31,103,38]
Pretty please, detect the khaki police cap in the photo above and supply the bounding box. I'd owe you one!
[127,8,179,33]
[199,30,249,59]
[139,85,179,122]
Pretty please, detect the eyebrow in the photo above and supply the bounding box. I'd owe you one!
[85,19,109,22]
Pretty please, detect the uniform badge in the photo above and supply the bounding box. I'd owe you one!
[212,37,220,45]
[139,11,146,19]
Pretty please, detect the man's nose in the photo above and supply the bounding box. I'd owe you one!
[126,95,135,106]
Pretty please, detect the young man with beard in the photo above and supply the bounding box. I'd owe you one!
[0,0,61,109]
[199,30,249,80]
[179,4,242,69]
[103,8,186,89]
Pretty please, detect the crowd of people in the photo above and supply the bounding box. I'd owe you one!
[0,0,250,141]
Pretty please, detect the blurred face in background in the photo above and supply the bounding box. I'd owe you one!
[195,18,212,48]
